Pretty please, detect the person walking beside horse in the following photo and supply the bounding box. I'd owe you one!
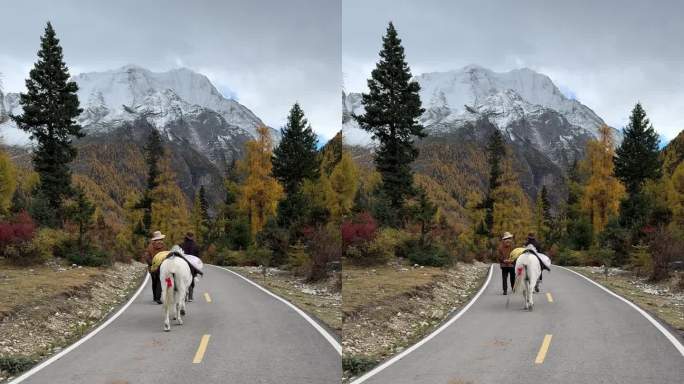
[180,232,201,302]
[498,232,516,295]
[142,231,167,304]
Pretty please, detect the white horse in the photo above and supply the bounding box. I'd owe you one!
[159,246,192,331]
[513,251,542,311]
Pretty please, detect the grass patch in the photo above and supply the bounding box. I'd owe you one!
[0,356,36,375]
[342,355,379,377]
[0,259,102,317]
[342,262,446,314]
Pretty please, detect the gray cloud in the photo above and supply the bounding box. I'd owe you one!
[343,0,684,140]
[0,0,341,139]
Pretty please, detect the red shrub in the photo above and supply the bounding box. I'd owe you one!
[341,212,377,248]
[0,211,37,249]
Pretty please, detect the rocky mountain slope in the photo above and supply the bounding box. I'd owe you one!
[0,65,275,206]
[344,65,617,211]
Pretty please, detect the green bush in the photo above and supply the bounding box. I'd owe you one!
[400,239,451,267]
[287,242,311,276]
[342,356,379,377]
[31,227,69,261]
[345,228,408,266]
[4,242,42,266]
[0,355,35,374]
[556,249,582,266]
[59,240,110,267]
[627,243,652,277]
[245,246,273,267]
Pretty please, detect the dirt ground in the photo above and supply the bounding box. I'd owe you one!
[0,258,146,382]
[341,259,489,381]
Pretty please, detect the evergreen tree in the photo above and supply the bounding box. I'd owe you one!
[354,22,425,220]
[614,103,661,195]
[614,104,663,237]
[192,186,210,244]
[67,187,95,250]
[135,129,164,236]
[411,187,438,246]
[272,103,319,195]
[12,22,84,223]
[483,129,506,233]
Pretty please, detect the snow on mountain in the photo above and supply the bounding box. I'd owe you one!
[342,91,372,146]
[0,65,276,167]
[72,65,265,136]
[343,65,616,166]
[0,91,31,146]
[414,65,607,136]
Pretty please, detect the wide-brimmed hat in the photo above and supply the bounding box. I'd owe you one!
[150,231,166,241]
[501,232,514,240]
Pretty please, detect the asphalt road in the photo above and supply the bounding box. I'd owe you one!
[357,264,684,384]
[15,265,341,384]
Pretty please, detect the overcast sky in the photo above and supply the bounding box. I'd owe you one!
[1,0,341,140]
[343,0,684,141]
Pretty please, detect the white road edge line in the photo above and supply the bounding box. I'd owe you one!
[211,265,342,355]
[559,266,684,357]
[350,264,494,384]
[8,272,150,384]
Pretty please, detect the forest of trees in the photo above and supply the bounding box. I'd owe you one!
[0,22,351,285]
[2,22,683,287]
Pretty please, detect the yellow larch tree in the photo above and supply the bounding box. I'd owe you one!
[491,157,533,242]
[150,156,191,244]
[580,124,625,237]
[237,125,284,238]
[0,148,17,215]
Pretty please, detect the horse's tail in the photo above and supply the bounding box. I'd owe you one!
[163,271,174,304]
[513,261,528,294]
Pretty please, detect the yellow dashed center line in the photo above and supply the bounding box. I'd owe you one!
[546,293,553,303]
[193,334,211,364]
[204,292,212,303]
[535,334,553,364]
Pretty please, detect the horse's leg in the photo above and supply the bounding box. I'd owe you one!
[162,287,171,331]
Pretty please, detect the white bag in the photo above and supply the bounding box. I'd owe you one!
[184,254,204,273]
[538,253,551,269]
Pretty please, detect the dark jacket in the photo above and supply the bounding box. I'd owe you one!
[525,238,543,254]
[180,238,201,258]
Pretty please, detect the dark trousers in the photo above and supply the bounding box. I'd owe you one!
[188,271,197,300]
[150,269,161,301]
[501,266,515,293]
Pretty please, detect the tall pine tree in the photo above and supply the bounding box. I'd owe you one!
[135,129,164,237]
[272,103,319,194]
[614,103,662,236]
[354,22,425,220]
[483,129,505,234]
[12,22,83,223]
[614,103,661,195]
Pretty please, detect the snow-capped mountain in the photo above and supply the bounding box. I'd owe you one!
[344,65,616,167]
[1,65,274,165]
[72,65,265,136]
